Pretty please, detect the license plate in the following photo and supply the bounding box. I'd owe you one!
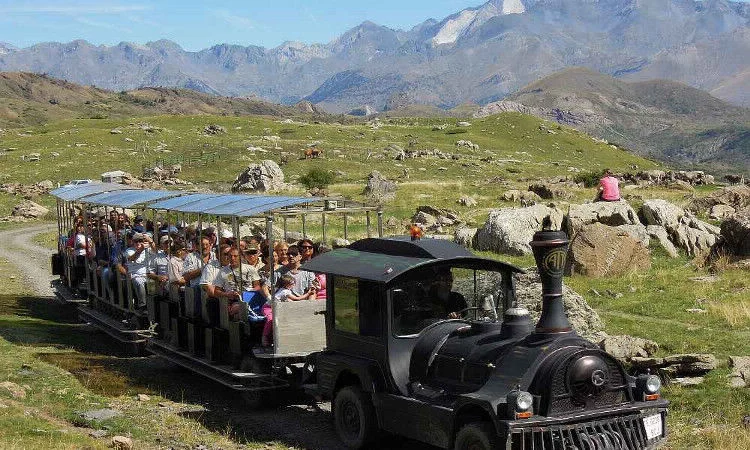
[643,414,663,440]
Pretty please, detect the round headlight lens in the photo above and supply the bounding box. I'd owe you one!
[645,375,662,394]
[516,391,533,411]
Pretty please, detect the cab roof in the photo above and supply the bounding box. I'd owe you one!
[301,237,524,284]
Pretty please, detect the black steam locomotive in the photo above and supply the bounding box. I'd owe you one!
[304,230,668,449]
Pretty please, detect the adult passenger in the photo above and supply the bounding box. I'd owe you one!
[298,238,316,263]
[146,235,172,297]
[274,246,316,297]
[596,169,621,202]
[119,233,152,309]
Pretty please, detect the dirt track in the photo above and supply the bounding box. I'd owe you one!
[0,223,429,450]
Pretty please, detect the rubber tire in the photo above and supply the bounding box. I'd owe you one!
[333,386,378,449]
[453,422,499,450]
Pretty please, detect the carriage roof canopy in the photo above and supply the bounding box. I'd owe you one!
[301,237,524,284]
[50,184,372,217]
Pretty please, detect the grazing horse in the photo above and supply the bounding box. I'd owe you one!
[304,148,323,159]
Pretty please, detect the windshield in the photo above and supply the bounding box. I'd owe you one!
[390,267,507,337]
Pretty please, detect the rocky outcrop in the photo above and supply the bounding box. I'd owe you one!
[721,210,750,256]
[502,189,542,206]
[231,160,286,192]
[566,201,639,237]
[709,204,736,220]
[728,356,750,388]
[646,225,679,258]
[568,223,651,277]
[689,185,750,213]
[641,199,684,231]
[454,227,478,249]
[363,170,397,203]
[12,201,49,219]
[528,183,572,200]
[475,204,564,255]
[615,224,650,247]
[599,335,659,361]
[641,199,721,257]
[631,354,717,378]
[514,268,604,340]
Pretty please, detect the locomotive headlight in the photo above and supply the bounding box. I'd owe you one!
[516,391,533,411]
[645,375,661,394]
[506,390,534,419]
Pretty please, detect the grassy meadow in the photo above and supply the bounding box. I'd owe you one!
[0,111,748,448]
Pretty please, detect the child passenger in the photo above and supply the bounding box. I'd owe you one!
[261,274,315,347]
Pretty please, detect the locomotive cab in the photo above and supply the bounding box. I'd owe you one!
[302,234,668,450]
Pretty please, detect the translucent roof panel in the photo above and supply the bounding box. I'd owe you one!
[207,196,310,216]
[146,193,225,211]
[81,190,183,208]
[50,183,134,201]
[232,197,314,217]
[159,194,259,214]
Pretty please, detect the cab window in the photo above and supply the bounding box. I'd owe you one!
[333,276,382,337]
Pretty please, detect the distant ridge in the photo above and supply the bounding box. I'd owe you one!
[477,68,750,174]
[0,72,326,127]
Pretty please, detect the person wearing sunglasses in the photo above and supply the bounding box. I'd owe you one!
[298,238,316,263]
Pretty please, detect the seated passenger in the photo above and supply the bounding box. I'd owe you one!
[118,233,153,309]
[168,243,188,288]
[274,246,316,297]
[262,275,316,347]
[146,235,172,297]
[427,268,467,319]
[200,244,231,298]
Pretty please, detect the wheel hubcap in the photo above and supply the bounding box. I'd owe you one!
[340,400,361,436]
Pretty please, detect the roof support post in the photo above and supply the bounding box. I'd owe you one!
[301,214,307,239]
[343,214,348,241]
[377,210,383,238]
[366,211,372,238]
[266,215,276,286]
[322,212,327,244]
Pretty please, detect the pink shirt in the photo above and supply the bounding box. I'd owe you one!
[600,176,620,201]
[315,273,327,300]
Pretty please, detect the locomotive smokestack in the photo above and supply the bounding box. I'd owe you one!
[530,228,572,334]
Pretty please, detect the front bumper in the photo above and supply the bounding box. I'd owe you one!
[502,405,668,450]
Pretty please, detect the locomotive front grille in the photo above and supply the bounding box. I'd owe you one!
[506,410,667,450]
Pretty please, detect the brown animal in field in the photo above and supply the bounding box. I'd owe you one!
[303,147,323,159]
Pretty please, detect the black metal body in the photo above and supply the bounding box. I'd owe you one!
[311,236,668,449]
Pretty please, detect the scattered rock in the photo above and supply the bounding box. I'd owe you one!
[136,393,150,402]
[709,204,736,220]
[642,200,721,257]
[89,429,109,438]
[331,238,350,248]
[502,189,542,206]
[728,356,750,388]
[615,224,650,247]
[110,129,122,134]
[662,354,717,375]
[458,195,477,207]
[0,381,27,399]
[568,223,651,277]
[685,308,707,314]
[690,275,719,283]
[671,377,704,386]
[111,435,133,450]
[475,204,564,255]
[456,121,471,127]
[690,185,750,213]
[232,160,286,193]
[363,170,397,203]
[203,124,226,135]
[455,140,479,150]
[528,183,572,200]
[515,268,604,340]
[641,199,684,231]
[11,201,49,219]
[81,408,121,421]
[599,335,659,361]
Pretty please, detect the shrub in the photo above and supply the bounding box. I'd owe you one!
[299,168,335,190]
[574,171,602,188]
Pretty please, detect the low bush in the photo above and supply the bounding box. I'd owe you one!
[299,168,335,190]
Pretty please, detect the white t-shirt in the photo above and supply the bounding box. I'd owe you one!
[218,265,261,293]
[74,234,93,257]
[125,247,149,278]
[269,287,294,307]
[199,260,222,287]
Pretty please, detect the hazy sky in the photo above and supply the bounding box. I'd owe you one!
[0,0,484,50]
[2,1,748,51]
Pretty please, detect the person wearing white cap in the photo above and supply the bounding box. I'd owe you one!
[118,233,152,309]
[146,235,172,297]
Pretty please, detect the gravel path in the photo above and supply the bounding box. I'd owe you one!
[0,223,57,297]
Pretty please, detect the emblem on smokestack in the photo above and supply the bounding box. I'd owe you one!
[530,228,573,335]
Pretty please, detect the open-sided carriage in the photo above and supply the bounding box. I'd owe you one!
[50,182,382,393]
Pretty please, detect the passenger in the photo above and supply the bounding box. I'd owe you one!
[274,241,289,266]
[219,249,264,320]
[200,244,231,299]
[313,244,330,300]
[168,242,188,288]
[146,235,172,297]
[219,229,234,247]
[261,274,316,347]
[243,243,263,271]
[426,268,467,319]
[596,169,621,202]
[132,215,146,233]
[118,233,153,309]
[298,238,316,263]
[69,222,94,289]
[182,236,215,288]
[274,246,316,297]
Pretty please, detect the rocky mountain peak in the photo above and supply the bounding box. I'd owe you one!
[0,42,17,55]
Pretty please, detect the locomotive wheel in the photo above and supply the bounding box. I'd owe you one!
[333,386,377,449]
[454,422,498,450]
[240,357,278,409]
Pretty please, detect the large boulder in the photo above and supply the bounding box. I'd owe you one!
[568,223,651,277]
[514,269,604,340]
[12,201,49,219]
[232,160,285,192]
[502,189,542,206]
[641,199,684,231]
[528,183,572,200]
[566,201,639,237]
[599,335,659,361]
[475,204,564,255]
[672,214,721,257]
[721,210,750,256]
[615,224,650,247]
[454,227,478,249]
[363,170,397,202]
[646,225,679,258]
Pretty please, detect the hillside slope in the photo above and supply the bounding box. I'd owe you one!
[477,68,750,174]
[0,72,320,128]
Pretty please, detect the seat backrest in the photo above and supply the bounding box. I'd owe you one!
[241,291,266,322]
[273,300,326,356]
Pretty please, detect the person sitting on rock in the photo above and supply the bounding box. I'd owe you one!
[596,169,621,202]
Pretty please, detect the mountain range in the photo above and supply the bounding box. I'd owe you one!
[0,0,748,112]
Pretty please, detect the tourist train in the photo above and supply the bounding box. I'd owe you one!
[51,182,668,449]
